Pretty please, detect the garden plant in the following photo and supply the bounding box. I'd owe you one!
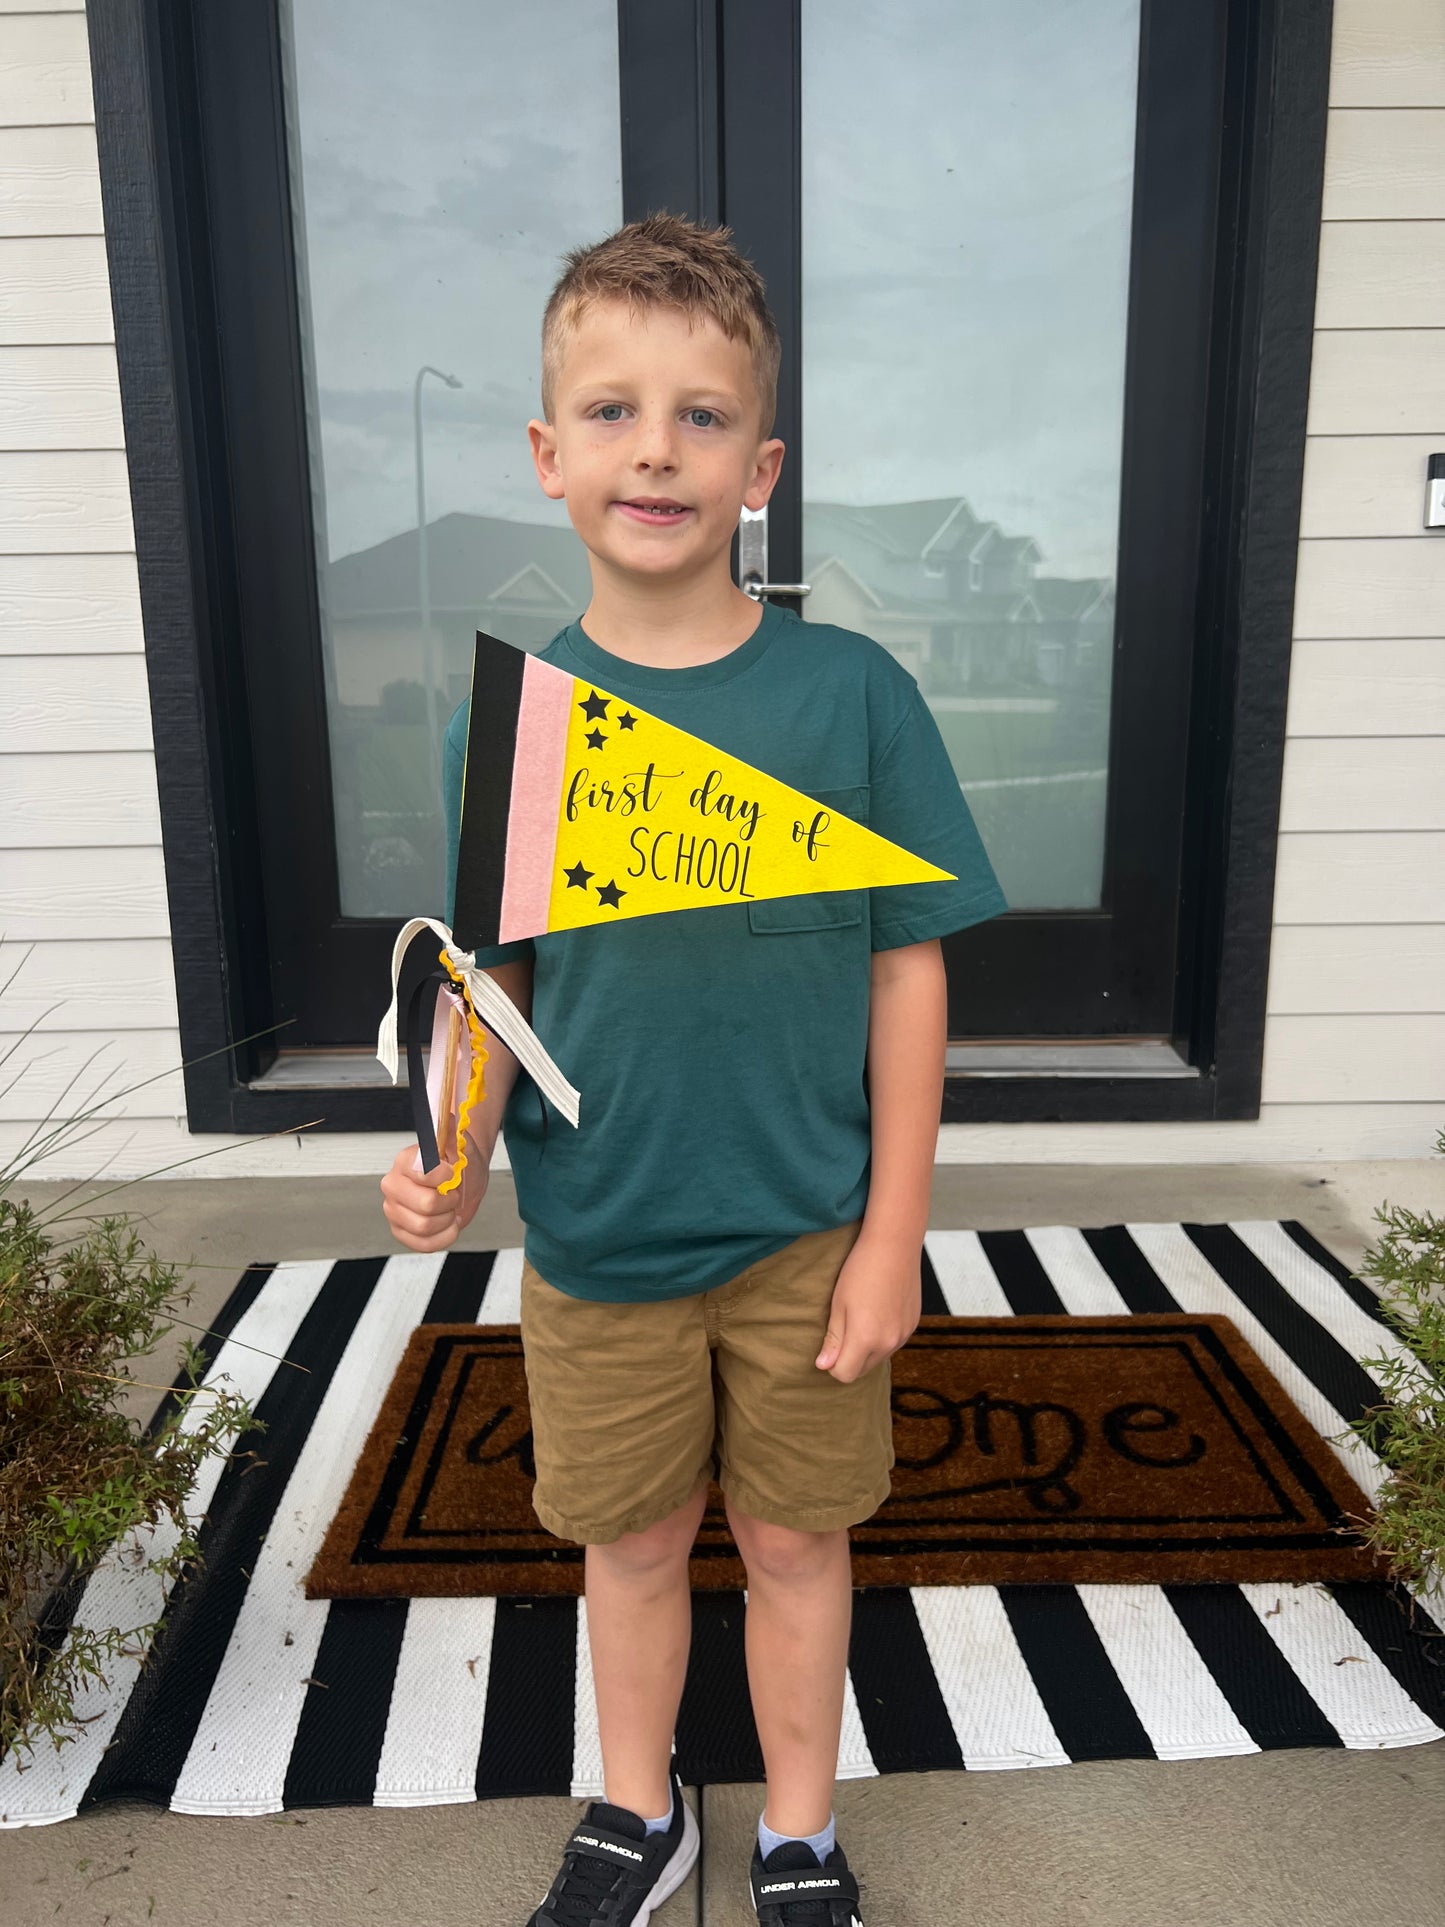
[0,951,264,1760]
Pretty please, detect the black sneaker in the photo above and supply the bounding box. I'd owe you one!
[526,1770,698,1926]
[750,1839,864,1926]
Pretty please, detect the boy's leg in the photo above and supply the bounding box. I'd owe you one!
[519,1258,716,1821]
[708,1219,893,1845]
[585,1481,709,1818]
[725,1501,853,1837]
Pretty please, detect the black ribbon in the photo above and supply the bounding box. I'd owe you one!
[402,939,549,1174]
[405,967,449,1175]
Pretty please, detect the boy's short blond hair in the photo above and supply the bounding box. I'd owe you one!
[540,213,781,436]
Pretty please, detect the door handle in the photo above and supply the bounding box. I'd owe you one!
[738,505,811,599]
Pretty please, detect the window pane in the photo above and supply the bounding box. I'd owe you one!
[280,0,619,917]
[801,0,1139,910]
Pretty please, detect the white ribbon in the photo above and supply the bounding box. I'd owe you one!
[376,915,581,1128]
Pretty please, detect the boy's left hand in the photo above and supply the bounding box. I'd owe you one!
[815,1230,923,1383]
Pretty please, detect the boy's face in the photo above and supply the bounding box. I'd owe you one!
[529,298,784,593]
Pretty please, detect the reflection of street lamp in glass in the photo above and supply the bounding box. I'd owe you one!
[414,364,462,901]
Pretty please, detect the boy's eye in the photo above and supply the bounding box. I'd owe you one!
[595,403,626,422]
[686,408,718,428]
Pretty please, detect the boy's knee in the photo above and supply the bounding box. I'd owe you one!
[726,1504,847,1584]
[587,1486,706,1581]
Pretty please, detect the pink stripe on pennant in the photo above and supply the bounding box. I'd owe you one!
[499,652,574,942]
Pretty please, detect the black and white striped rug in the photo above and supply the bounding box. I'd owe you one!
[3,1220,1442,1828]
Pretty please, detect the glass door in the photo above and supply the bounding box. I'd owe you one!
[202,0,1227,1062]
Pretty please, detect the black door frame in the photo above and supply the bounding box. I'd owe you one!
[85,0,1332,1132]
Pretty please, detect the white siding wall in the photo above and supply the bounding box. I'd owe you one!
[0,0,1441,1178]
[0,2,189,1175]
[1268,0,1445,1159]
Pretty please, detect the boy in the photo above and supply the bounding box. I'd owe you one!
[381,214,1008,1926]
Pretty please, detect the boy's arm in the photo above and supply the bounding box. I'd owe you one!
[814,937,946,1383]
[380,954,535,1250]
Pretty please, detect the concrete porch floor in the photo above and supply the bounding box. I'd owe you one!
[4,1159,1444,1925]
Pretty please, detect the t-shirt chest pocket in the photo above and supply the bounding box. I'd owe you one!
[747,784,871,935]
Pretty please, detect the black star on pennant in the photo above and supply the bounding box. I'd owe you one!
[617,710,637,731]
[563,860,593,890]
[585,727,607,751]
[579,689,610,721]
[595,879,625,909]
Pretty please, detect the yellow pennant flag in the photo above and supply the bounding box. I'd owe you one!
[452,631,956,947]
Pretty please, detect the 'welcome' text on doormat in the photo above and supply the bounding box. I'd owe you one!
[305,1313,1382,1598]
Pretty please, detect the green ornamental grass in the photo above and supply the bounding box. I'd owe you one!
[0,1195,256,1759]
[1340,1125,1445,1609]
[0,946,277,1760]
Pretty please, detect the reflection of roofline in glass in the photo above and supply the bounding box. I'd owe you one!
[919,495,978,567]
[322,501,1113,625]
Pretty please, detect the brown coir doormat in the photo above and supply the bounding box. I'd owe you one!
[305,1313,1385,1598]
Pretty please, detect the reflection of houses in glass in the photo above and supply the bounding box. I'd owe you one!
[804,498,1113,698]
[323,496,1113,708]
[321,514,592,913]
[319,499,1115,912]
[324,511,593,710]
[323,496,1114,711]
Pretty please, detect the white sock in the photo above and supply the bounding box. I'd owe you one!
[642,1785,675,1836]
[758,1811,836,1864]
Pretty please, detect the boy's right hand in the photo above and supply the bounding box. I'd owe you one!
[380,1139,487,1252]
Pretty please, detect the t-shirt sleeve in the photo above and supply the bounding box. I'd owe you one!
[867,685,1009,951]
[443,697,536,967]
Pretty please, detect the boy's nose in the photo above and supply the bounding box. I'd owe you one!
[631,415,679,470]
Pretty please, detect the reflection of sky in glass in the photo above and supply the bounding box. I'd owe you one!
[802,0,1139,580]
[283,0,621,565]
[800,0,1139,914]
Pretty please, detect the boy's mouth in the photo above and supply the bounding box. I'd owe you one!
[614,497,691,525]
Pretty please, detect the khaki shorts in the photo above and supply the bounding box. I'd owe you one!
[518,1219,894,1543]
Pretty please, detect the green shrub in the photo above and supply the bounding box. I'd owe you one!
[1341,1126,1445,1608]
[0,1195,255,1758]
[0,946,264,1759]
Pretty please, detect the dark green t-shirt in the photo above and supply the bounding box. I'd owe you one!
[444,601,1007,1302]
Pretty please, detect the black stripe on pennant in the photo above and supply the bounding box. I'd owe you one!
[918,1246,949,1316]
[1081,1226,1180,1312]
[1162,1584,1342,1750]
[1183,1223,1388,1423]
[83,1259,387,1808]
[848,1590,963,1772]
[675,1592,764,1784]
[283,1599,411,1805]
[476,1598,577,1797]
[452,631,527,952]
[978,1231,1067,1314]
[1324,1582,1445,1727]
[999,1587,1155,1761]
[1279,1220,1393,1329]
[424,1249,496,1324]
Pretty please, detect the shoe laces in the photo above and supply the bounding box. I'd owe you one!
[544,1802,646,1926]
[546,1851,624,1926]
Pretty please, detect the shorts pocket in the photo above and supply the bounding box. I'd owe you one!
[747,784,869,935]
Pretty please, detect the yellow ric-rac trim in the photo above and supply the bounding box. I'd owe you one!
[436,947,489,1196]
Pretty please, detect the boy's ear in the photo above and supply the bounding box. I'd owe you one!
[528,417,565,500]
[743,435,786,514]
